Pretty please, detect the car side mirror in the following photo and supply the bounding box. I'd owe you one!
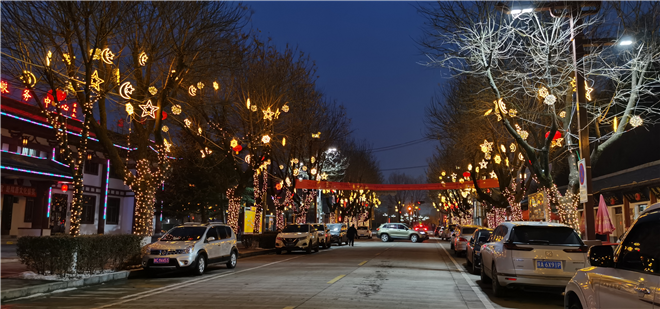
[206,236,216,242]
[589,245,614,267]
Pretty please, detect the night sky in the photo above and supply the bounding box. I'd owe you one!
[247,1,446,181]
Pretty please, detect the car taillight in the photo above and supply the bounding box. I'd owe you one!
[503,243,534,251]
[376,228,380,231]
[459,237,467,242]
[563,246,589,253]
[424,227,428,231]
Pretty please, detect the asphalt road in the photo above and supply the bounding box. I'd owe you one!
[1,238,564,309]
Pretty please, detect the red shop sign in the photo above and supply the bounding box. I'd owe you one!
[1,184,37,197]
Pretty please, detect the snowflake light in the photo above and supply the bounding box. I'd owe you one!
[251,105,257,112]
[630,115,643,127]
[559,111,566,118]
[494,155,502,164]
[162,125,169,132]
[544,94,557,105]
[282,104,289,112]
[171,104,182,115]
[149,86,157,95]
[139,100,159,118]
[262,135,271,144]
[126,103,134,115]
[538,86,549,98]
[230,139,238,148]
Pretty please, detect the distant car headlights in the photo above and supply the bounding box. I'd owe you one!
[420,232,426,234]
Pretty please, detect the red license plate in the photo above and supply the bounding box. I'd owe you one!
[154,258,170,264]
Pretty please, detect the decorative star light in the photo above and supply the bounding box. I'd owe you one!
[321,172,328,180]
[544,94,557,105]
[262,135,271,144]
[163,139,172,152]
[630,115,643,127]
[451,173,457,179]
[184,118,192,128]
[126,103,134,115]
[171,104,182,115]
[510,143,516,152]
[551,138,564,148]
[162,125,169,132]
[149,86,157,95]
[139,100,159,118]
[490,171,498,179]
[90,70,104,91]
[479,160,488,169]
[538,86,549,98]
[480,140,493,154]
[262,107,276,120]
[559,111,566,118]
[584,81,594,101]
[282,104,289,112]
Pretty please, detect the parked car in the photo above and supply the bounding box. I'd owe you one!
[466,228,493,274]
[452,225,481,256]
[142,222,238,276]
[357,226,372,239]
[376,223,429,243]
[564,202,660,309]
[440,224,456,240]
[434,226,443,237]
[480,221,588,297]
[275,223,320,254]
[311,223,331,249]
[327,223,348,246]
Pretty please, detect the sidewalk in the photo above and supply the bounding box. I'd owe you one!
[1,242,275,302]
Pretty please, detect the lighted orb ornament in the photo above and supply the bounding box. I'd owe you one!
[20,71,37,87]
[262,107,275,120]
[630,115,643,128]
[197,82,204,89]
[119,82,135,99]
[171,104,181,115]
[282,104,289,112]
[479,160,488,169]
[302,166,308,172]
[126,103,134,115]
[510,143,516,152]
[139,100,159,118]
[162,125,169,132]
[262,135,271,144]
[279,165,284,170]
[138,52,148,66]
[441,171,446,176]
[148,86,157,95]
[188,85,197,97]
[276,183,282,191]
[101,48,114,64]
[494,155,502,164]
[213,81,219,90]
[544,94,557,105]
[559,111,566,118]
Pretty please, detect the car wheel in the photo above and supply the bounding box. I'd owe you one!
[226,250,237,269]
[480,263,491,284]
[315,241,320,252]
[191,254,206,276]
[568,298,583,309]
[492,263,506,297]
[380,234,390,242]
[306,245,312,254]
[410,234,419,243]
[276,248,282,255]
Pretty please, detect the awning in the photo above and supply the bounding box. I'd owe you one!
[1,151,72,181]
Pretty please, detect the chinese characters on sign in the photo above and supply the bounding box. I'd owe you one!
[1,184,37,197]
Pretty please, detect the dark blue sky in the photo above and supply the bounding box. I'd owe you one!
[247,1,447,181]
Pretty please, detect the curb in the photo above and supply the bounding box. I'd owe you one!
[238,248,276,258]
[1,270,131,302]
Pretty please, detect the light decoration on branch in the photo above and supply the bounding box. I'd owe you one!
[480,140,493,154]
[509,109,517,117]
[538,86,549,98]
[515,124,529,140]
[125,103,134,115]
[441,171,446,176]
[262,107,276,120]
[230,138,238,148]
[302,166,308,172]
[490,171,498,179]
[484,108,493,116]
[246,98,251,109]
[162,125,169,133]
[188,85,197,97]
[89,49,101,60]
[312,132,321,138]
[311,167,317,175]
[495,98,507,115]
[467,164,472,171]
[584,81,594,101]
[171,104,181,115]
[139,100,159,118]
[21,71,37,87]
[138,52,148,66]
[148,86,157,95]
[518,153,525,161]
[251,105,258,112]
[46,50,53,66]
[500,144,506,152]
[245,154,251,164]
[184,118,192,128]
[282,104,289,112]
[90,70,104,91]
[630,115,643,127]
[119,82,135,99]
[262,135,271,144]
[311,156,316,164]
[163,139,172,152]
[544,94,557,105]
[559,111,566,118]
[293,168,299,176]
[282,137,286,146]
[510,143,516,152]
[494,155,502,164]
[63,53,72,65]
[22,89,32,101]
[1,81,8,93]
[197,82,204,89]
[213,82,219,90]
[198,127,202,135]
[485,153,491,160]
[101,48,114,64]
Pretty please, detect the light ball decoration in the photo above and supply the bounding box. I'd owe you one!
[494,154,502,164]
[544,94,557,105]
[630,115,643,127]
[441,171,446,176]
[479,160,488,169]
[171,104,182,115]
[302,166,308,172]
[311,167,317,175]
[500,144,506,152]
[125,103,134,115]
[282,104,289,112]
[162,125,169,132]
[262,135,271,144]
[279,165,284,170]
[148,86,157,95]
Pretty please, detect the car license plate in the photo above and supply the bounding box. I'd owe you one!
[536,260,562,269]
[286,243,295,247]
[153,257,169,264]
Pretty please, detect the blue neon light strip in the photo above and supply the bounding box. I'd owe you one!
[0,165,73,179]
[104,160,110,220]
[1,149,46,159]
[148,146,177,160]
[50,148,70,167]
[47,187,52,218]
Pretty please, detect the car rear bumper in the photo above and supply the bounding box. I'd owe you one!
[455,242,467,251]
[497,273,572,288]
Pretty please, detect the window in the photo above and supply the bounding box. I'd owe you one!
[615,210,660,273]
[509,226,582,246]
[206,227,219,240]
[84,160,99,175]
[217,226,228,239]
[106,197,120,225]
[81,195,96,224]
[490,226,508,242]
[21,147,38,157]
[223,226,233,238]
[24,198,34,222]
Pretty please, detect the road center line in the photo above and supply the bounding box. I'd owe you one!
[438,241,495,309]
[358,260,368,266]
[93,255,302,309]
[327,274,345,284]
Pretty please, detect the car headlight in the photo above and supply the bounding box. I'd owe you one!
[185,246,193,254]
[420,232,426,234]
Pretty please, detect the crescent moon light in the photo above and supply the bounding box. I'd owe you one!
[138,52,148,66]
[119,82,135,99]
[21,71,37,87]
[188,85,197,97]
[101,48,115,64]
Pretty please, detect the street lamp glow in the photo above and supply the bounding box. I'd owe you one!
[619,39,633,46]
[327,148,337,152]
[521,8,533,13]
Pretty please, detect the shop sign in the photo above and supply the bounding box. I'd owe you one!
[1,184,37,197]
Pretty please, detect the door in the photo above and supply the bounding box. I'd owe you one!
[597,210,660,309]
[204,227,222,260]
[217,226,231,257]
[1,195,14,235]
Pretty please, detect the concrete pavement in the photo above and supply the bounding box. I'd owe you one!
[2,238,564,308]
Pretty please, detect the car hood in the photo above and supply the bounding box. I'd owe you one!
[148,240,198,250]
[278,232,310,238]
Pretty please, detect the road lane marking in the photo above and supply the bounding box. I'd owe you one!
[358,260,367,266]
[283,307,295,309]
[93,255,302,309]
[438,241,494,309]
[327,274,345,284]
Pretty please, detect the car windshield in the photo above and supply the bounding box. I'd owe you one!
[510,226,583,246]
[282,225,309,232]
[328,224,342,231]
[358,227,368,230]
[462,228,477,235]
[161,227,207,241]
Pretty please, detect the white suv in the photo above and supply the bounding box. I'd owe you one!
[357,226,372,239]
[565,202,660,309]
[480,221,588,297]
[275,223,320,254]
[142,222,238,276]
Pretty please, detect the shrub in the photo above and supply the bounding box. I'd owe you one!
[17,236,77,276]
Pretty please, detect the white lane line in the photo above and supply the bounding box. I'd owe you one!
[438,242,495,309]
[93,255,302,309]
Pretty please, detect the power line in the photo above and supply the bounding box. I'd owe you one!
[371,138,430,153]
[380,165,428,172]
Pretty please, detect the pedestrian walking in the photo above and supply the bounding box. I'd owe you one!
[347,224,358,246]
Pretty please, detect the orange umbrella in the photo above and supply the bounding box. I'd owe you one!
[595,195,615,235]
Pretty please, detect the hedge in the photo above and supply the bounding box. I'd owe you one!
[16,234,143,276]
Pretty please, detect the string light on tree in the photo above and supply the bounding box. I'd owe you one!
[90,70,104,91]
[262,107,276,120]
[119,82,135,99]
[148,86,157,95]
[139,100,159,118]
[630,115,643,127]
[262,134,271,144]
[171,104,181,115]
[138,52,148,66]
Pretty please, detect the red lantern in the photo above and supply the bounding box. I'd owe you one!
[233,145,242,153]
[61,184,68,192]
[275,183,282,190]
[545,131,562,140]
[47,89,67,102]
[161,111,167,120]
[463,172,471,178]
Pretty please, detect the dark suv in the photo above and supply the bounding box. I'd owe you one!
[327,223,348,246]
[465,227,492,274]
